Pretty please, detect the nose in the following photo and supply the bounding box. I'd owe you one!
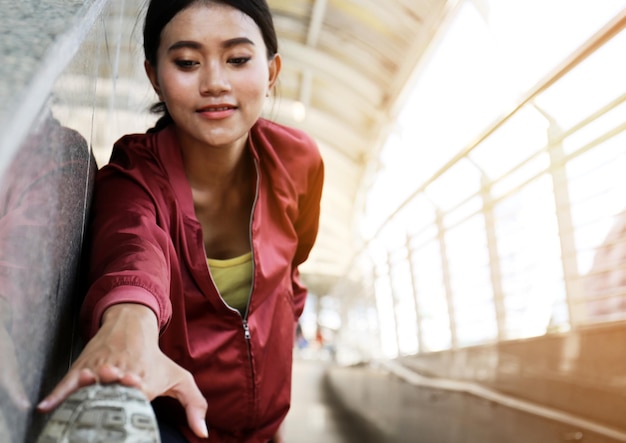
[200,61,230,95]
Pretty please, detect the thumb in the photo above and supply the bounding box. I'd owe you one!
[185,401,209,439]
[170,373,209,439]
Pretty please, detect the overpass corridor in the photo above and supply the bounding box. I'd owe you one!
[1,1,626,442]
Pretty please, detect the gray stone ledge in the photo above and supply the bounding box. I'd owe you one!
[0,0,107,171]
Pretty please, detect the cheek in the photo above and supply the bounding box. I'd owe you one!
[237,73,269,102]
[160,70,195,101]
[238,63,270,92]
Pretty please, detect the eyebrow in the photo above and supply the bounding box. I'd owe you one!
[167,37,255,53]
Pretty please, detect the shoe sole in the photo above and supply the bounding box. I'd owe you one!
[37,384,161,443]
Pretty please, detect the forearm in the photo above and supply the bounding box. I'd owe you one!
[100,303,160,342]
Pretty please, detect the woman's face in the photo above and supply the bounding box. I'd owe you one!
[145,2,280,150]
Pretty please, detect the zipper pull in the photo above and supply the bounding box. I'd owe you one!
[243,319,251,340]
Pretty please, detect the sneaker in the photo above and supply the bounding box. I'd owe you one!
[37,384,161,443]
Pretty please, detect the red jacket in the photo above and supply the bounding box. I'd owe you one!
[80,119,324,442]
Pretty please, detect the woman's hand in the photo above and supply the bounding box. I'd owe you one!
[36,303,209,439]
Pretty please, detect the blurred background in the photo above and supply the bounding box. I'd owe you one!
[1,0,626,441]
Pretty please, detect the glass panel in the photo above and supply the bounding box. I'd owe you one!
[399,194,436,238]
[446,214,497,346]
[495,175,567,337]
[424,159,482,212]
[445,196,483,230]
[562,99,626,156]
[491,152,550,200]
[567,131,626,240]
[389,253,419,355]
[569,131,626,323]
[469,105,549,180]
[373,268,398,358]
[411,238,451,352]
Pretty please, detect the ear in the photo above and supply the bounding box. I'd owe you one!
[267,53,282,93]
[144,60,163,101]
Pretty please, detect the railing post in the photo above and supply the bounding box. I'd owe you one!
[406,233,425,353]
[436,209,458,349]
[481,175,507,340]
[544,115,585,328]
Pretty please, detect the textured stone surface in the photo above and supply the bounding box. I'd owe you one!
[0,0,108,177]
[0,1,84,120]
[0,112,94,441]
[0,2,138,441]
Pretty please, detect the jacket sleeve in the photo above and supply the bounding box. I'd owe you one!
[291,144,324,318]
[80,148,174,339]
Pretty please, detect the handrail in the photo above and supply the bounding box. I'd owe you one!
[365,6,626,244]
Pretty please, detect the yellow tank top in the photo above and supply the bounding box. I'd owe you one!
[206,252,253,314]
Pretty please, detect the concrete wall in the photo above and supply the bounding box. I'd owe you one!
[0,1,152,440]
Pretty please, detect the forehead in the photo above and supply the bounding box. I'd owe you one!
[161,2,263,46]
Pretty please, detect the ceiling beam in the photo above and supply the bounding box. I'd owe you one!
[306,0,328,46]
[280,40,385,106]
[298,0,328,107]
[265,97,370,163]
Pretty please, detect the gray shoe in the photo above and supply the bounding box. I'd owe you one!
[37,384,161,443]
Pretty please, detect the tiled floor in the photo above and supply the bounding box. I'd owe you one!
[284,358,369,443]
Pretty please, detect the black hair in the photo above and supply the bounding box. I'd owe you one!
[143,0,279,132]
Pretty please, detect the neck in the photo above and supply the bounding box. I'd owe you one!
[177,130,252,189]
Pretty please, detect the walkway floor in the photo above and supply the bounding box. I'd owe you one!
[284,358,370,443]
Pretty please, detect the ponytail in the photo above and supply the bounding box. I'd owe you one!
[147,102,174,133]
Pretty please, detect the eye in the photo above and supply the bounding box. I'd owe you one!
[174,59,198,69]
[228,57,251,66]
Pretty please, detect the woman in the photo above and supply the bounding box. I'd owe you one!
[37,0,324,441]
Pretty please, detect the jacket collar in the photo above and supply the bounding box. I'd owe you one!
[154,122,264,221]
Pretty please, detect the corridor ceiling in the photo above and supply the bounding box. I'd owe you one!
[266,0,452,294]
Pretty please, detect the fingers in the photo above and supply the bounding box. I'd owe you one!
[38,362,150,413]
[36,368,91,412]
[94,364,124,384]
[170,372,209,439]
[186,405,209,439]
[119,371,144,390]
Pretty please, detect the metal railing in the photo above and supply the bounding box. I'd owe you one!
[335,6,626,358]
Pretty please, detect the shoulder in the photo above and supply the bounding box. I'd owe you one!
[103,126,181,178]
[251,118,322,163]
[250,119,324,199]
[95,129,175,195]
[107,131,159,170]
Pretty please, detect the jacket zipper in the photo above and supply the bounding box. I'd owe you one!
[242,157,260,328]
[204,158,259,333]
[242,156,260,426]
[202,156,259,425]
[243,319,252,339]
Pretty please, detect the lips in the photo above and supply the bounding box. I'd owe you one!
[197,105,237,112]
[196,104,237,120]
